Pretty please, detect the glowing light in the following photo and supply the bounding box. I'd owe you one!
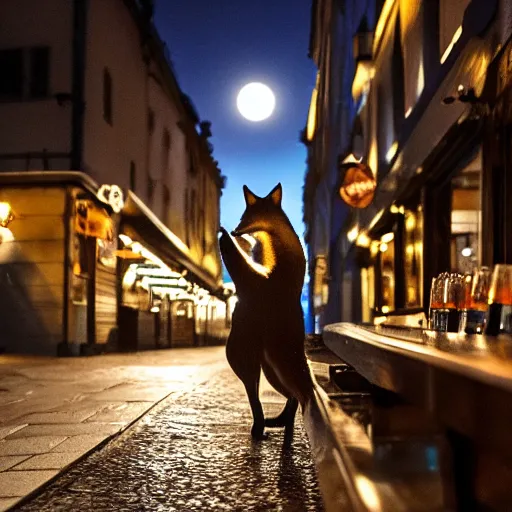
[405,214,416,231]
[237,82,275,122]
[417,60,425,98]
[373,0,396,56]
[381,305,390,314]
[356,232,371,248]
[135,267,182,278]
[381,232,394,243]
[370,241,380,257]
[380,242,388,252]
[386,141,398,163]
[306,73,319,141]
[405,107,413,118]
[0,202,14,227]
[369,140,378,178]
[440,26,463,64]
[150,306,160,313]
[347,226,359,242]
[461,247,472,257]
[119,234,132,246]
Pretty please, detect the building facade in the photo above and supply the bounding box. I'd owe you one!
[0,0,229,355]
[304,0,512,329]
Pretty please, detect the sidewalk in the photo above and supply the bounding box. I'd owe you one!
[0,347,227,511]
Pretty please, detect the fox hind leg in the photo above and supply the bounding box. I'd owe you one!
[243,378,267,440]
[265,397,298,429]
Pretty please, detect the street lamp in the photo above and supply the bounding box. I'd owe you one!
[0,202,14,227]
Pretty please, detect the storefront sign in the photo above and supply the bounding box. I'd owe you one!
[97,184,124,213]
[338,161,376,208]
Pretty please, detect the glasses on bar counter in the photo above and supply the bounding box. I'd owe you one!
[484,264,512,336]
[428,272,464,332]
[429,265,512,336]
[458,267,491,334]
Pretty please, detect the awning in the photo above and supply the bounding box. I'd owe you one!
[121,191,222,296]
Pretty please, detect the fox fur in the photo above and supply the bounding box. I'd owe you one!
[219,183,313,439]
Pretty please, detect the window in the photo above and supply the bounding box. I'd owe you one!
[450,151,482,274]
[129,161,136,191]
[30,47,49,98]
[404,206,423,308]
[0,49,24,100]
[103,68,113,125]
[0,47,50,101]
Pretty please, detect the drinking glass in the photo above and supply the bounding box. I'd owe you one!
[485,264,512,335]
[459,267,491,334]
[429,273,447,330]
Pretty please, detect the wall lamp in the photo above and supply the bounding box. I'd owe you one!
[0,202,14,227]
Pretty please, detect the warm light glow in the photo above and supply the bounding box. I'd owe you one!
[347,226,359,242]
[356,232,371,248]
[150,306,160,313]
[119,234,132,246]
[405,214,416,231]
[381,232,394,243]
[122,265,138,288]
[0,202,14,227]
[237,82,275,122]
[380,242,388,252]
[369,209,384,230]
[417,60,425,98]
[381,305,390,314]
[370,241,380,257]
[461,247,472,257]
[135,267,182,277]
[386,141,398,163]
[440,26,463,64]
[306,73,319,141]
[368,141,378,179]
[373,0,396,56]
[352,60,375,101]
[390,204,404,214]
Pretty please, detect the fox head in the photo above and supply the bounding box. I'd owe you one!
[231,183,293,238]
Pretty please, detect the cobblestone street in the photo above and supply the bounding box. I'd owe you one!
[14,360,324,511]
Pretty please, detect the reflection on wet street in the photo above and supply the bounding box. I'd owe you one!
[16,368,324,511]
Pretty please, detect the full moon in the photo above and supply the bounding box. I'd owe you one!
[237,82,275,122]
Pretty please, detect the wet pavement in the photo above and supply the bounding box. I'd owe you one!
[14,365,324,511]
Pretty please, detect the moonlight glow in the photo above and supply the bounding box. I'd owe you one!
[237,82,275,122]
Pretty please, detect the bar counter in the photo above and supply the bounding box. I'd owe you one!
[324,323,512,454]
[322,323,512,509]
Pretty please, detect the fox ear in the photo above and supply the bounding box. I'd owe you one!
[243,185,257,206]
[268,183,282,206]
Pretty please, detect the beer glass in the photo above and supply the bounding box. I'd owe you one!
[429,273,464,332]
[429,273,447,330]
[485,264,512,336]
[459,267,491,334]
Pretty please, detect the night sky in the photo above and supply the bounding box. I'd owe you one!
[154,0,316,248]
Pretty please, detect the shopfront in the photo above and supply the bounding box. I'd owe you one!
[0,172,230,355]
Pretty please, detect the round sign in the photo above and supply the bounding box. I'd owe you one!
[338,162,376,208]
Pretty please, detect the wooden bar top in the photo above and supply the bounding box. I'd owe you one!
[324,323,512,394]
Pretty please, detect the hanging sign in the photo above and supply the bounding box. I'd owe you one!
[338,160,376,208]
[97,184,124,213]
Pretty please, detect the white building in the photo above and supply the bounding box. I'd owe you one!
[0,0,229,355]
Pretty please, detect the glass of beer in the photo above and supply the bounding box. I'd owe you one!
[459,267,491,334]
[429,273,447,330]
[485,264,512,336]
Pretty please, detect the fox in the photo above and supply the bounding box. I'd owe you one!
[219,183,314,440]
